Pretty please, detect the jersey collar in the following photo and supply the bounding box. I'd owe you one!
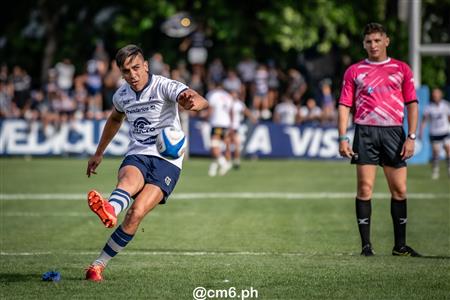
[132,73,152,100]
[364,57,391,65]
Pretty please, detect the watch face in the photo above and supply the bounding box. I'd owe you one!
[409,133,416,140]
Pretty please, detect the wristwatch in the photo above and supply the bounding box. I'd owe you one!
[407,133,416,140]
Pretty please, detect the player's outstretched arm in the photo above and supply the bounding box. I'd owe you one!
[178,89,209,111]
[86,108,125,177]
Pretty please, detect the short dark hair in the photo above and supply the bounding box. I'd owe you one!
[115,44,144,68]
[363,23,387,37]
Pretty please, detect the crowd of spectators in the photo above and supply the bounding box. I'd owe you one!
[0,48,339,136]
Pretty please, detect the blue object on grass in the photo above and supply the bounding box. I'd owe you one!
[42,271,61,282]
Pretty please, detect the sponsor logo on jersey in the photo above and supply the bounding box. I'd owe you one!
[126,106,150,114]
[122,98,132,106]
[132,117,157,145]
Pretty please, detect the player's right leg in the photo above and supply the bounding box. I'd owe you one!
[356,164,377,256]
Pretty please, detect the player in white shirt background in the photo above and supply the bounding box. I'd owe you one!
[84,44,208,281]
[206,79,233,176]
[419,88,450,179]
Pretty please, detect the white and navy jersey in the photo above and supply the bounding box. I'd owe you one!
[112,74,188,168]
[231,99,246,130]
[206,88,233,128]
[424,100,450,136]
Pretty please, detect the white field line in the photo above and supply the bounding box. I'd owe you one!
[3,212,91,217]
[0,250,352,257]
[0,192,447,201]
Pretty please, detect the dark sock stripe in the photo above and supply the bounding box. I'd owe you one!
[103,243,117,257]
[116,226,134,241]
[111,232,129,247]
[114,188,130,197]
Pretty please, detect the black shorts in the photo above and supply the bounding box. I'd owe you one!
[120,154,181,204]
[210,127,228,139]
[351,124,406,168]
[430,134,450,143]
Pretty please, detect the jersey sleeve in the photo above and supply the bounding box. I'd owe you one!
[162,78,189,102]
[112,89,124,113]
[338,67,355,107]
[401,63,417,103]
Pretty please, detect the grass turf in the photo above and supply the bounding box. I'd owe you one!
[0,157,449,299]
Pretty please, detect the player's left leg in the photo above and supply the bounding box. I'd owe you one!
[383,166,421,257]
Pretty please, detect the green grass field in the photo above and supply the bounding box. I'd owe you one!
[1,157,449,299]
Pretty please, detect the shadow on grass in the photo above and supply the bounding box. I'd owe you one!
[0,273,84,282]
[420,255,450,260]
[0,273,39,282]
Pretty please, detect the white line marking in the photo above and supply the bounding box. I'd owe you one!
[0,192,447,201]
[3,212,91,217]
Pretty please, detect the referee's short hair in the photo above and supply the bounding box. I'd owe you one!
[116,44,144,68]
[363,23,387,37]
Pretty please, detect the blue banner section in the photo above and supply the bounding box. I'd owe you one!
[0,91,431,163]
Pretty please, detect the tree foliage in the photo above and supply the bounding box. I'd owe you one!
[0,0,448,88]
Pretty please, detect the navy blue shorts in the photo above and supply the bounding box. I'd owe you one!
[120,155,181,204]
[351,124,407,168]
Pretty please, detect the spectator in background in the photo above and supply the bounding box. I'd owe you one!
[0,64,9,83]
[273,94,298,125]
[319,78,337,125]
[0,79,16,118]
[189,70,205,98]
[207,58,225,87]
[102,60,124,117]
[223,69,243,98]
[176,60,191,84]
[10,65,32,118]
[237,53,257,108]
[180,23,210,79]
[54,58,75,92]
[419,87,450,179]
[267,60,282,110]
[149,52,165,76]
[253,64,271,120]
[73,75,88,120]
[85,59,104,120]
[298,97,322,125]
[286,68,307,106]
[170,68,186,84]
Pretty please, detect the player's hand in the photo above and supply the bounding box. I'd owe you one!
[401,138,415,160]
[87,154,103,177]
[339,140,355,159]
[178,90,196,110]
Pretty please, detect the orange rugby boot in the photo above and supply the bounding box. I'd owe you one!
[85,264,105,282]
[87,190,117,228]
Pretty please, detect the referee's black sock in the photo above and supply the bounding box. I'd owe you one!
[391,198,407,248]
[355,198,371,247]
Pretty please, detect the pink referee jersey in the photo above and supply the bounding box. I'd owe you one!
[339,58,417,126]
